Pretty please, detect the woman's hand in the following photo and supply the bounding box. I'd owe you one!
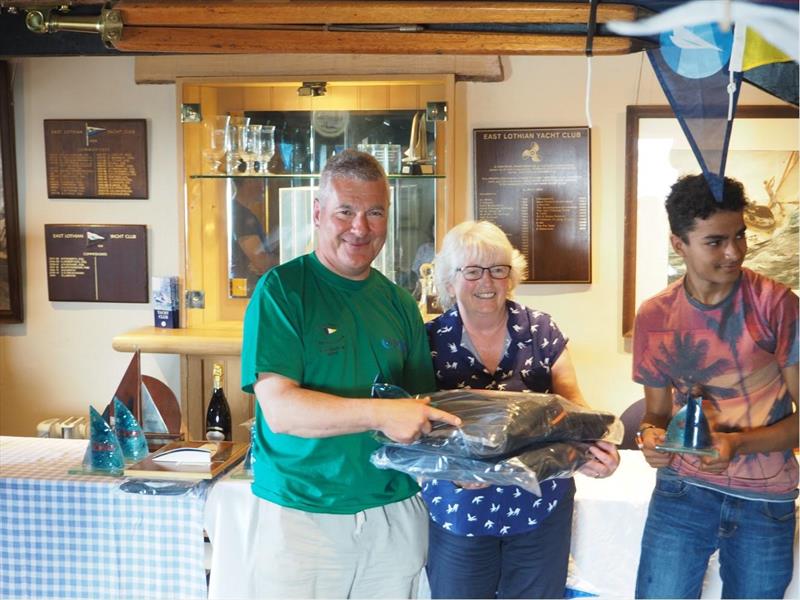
[453,481,491,490]
[578,440,620,479]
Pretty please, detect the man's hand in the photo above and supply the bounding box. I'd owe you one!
[699,431,738,473]
[640,427,673,468]
[373,397,461,444]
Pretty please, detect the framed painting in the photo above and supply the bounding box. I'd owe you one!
[622,104,798,337]
[0,61,22,323]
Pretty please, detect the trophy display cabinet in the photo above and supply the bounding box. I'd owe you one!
[114,75,456,441]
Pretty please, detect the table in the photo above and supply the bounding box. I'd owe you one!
[0,436,208,600]
[569,450,799,599]
[204,451,799,600]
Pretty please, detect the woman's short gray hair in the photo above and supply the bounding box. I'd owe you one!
[317,149,390,204]
[434,220,527,311]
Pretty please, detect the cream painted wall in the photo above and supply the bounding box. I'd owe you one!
[0,53,784,436]
[0,57,181,435]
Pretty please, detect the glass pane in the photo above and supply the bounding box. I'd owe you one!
[224,109,440,299]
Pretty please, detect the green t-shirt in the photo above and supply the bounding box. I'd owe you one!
[241,252,435,513]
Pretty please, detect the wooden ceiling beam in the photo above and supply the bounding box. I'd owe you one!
[115,1,640,26]
[114,27,642,55]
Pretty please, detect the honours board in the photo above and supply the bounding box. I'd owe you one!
[44,119,148,199]
[474,127,591,283]
[45,224,148,302]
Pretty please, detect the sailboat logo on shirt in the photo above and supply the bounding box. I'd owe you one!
[317,324,345,356]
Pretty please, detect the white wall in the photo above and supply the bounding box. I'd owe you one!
[0,53,783,435]
[0,57,180,435]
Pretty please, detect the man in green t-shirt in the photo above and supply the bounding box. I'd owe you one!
[241,149,460,599]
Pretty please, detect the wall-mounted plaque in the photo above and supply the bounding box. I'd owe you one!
[45,224,148,302]
[474,127,591,283]
[44,119,148,199]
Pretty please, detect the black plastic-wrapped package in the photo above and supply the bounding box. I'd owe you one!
[376,389,621,458]
[371,441,593,497]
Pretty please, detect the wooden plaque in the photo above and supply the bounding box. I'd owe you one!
[45,224,148,302]
[44,119,148,199]
[474,127,591,283]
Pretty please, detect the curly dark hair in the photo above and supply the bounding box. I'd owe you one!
[665,174,749,242]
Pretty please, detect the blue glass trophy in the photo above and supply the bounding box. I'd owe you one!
[655,394,718,457]
[82,406,125,475]
[114,397,149,462]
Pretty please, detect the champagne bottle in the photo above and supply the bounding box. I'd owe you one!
[206,363,232,441]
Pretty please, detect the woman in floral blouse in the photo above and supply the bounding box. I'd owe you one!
[422,220,619,599]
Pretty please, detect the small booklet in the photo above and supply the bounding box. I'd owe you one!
[124,440,249,481]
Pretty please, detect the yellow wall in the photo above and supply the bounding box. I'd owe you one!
[0,54,784,435]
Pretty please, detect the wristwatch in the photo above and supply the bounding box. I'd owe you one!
[635,424,658,449]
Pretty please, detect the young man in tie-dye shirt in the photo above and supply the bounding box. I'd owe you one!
[633,174,798,599]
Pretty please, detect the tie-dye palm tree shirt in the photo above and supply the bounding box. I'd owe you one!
[633,268,799,500]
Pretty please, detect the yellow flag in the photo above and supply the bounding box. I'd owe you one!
[743,28,791,71]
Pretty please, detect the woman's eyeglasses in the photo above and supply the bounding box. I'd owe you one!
[456,265,512,281]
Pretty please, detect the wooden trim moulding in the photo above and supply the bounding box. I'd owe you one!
[135,54,507,84]
[117,28,641,56]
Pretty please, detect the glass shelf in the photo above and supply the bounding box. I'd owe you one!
[190,173,445,180]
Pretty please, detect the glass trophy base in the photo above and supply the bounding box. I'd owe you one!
[655,443,718,457]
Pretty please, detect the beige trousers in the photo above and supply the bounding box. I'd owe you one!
[246,494,428,599]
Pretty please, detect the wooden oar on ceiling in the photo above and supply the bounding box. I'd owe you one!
[106,0,646,55]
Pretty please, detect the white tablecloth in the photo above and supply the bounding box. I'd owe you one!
[569,450,799,599]
[205,451,799,599]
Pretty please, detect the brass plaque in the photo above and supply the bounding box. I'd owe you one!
[474,127,591,283]
[44,119,148,199]
[45,224,148,302]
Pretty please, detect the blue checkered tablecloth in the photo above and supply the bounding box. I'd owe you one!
[0,436,208,599]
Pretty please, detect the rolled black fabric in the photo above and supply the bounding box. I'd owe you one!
[378,389,617,458]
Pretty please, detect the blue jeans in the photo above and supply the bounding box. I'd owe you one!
[636,476,796,599]
[426,479,575,599]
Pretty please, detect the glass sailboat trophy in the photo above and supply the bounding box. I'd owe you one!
[655,393,718,457]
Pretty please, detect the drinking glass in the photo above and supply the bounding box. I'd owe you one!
[256,125,276,174]
[225,116,251,174]
[239,124,261,175]
[202,115,230,174]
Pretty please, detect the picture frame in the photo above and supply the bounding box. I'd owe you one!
[622,104,799,337]
[0,61,22,323]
